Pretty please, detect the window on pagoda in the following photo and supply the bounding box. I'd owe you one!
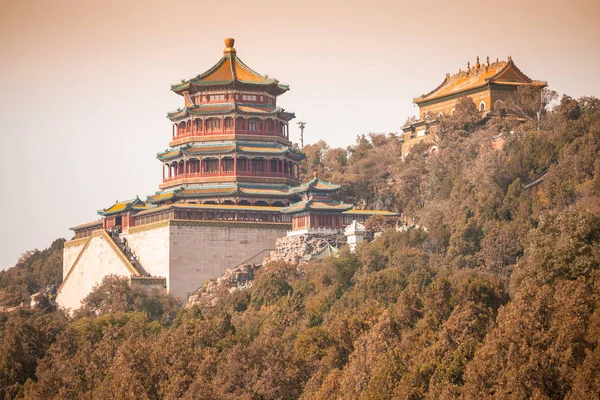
[177,122,186,137]
[224,117,233,130]
[222,158,234,172]
[208,94,225,102]
[236,117,245,131]
[479,102,485,112]
[206,118,221,131]
[248,119,258,132]
[251,158,264,173]
[204,159,219,174]
[265,119,274,132]
[242,94,257,101]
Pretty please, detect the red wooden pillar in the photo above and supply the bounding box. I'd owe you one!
[234,156,237,174]
[267,158,271,174]
[249,157,253,174]
[218,158,222,175]
[200,159,204,177]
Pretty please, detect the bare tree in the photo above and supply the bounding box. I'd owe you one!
[505,86,558,127]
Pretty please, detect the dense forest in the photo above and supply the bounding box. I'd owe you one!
[1,93,599,399]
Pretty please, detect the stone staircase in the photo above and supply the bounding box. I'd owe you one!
[107,234,148,276]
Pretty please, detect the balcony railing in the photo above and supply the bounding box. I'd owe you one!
[163,171,297,182]
[172,129,288,140]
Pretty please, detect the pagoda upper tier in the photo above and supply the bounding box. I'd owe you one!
[171,37,289,98]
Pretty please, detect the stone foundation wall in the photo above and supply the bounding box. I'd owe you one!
[168,221,288,300]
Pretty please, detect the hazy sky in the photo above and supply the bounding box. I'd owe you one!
[1,0,599,270]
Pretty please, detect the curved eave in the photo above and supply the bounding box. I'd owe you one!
[168,106,294,122]
[172,80,289,96]
[343,209,399,216]
[157,150,183,161]
[97,207,129,216]
[70,220,103,231]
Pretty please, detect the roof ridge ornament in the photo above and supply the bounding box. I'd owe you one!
[224,37,236,55]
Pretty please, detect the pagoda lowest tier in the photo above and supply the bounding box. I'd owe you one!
[157,140,305,190]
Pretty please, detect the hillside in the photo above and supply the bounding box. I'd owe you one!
[1,94,600,399]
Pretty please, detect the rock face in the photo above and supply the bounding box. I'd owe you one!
[186,263,260,308]
[264,233,347,264]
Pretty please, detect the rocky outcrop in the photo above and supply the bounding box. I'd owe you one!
[186,263,260,308]
[264,233,346,264]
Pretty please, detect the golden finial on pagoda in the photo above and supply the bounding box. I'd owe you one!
[224,38,236,54]
[476,56,480,69]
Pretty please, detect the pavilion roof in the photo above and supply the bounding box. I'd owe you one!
[342,209,399,217]
[289,176,341,195]
[414,57,546,104]
[98,197,149,216]
[69,220,103,231]
[171,38,289,96]
[281,199,353,214]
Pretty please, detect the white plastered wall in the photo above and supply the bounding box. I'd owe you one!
[62,240,86,277]
[124,224,170,284]
[56,235,134,312]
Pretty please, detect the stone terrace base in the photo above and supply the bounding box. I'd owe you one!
[58,219,289,310]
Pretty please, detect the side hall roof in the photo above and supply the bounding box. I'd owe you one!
[281,199,353,214]
[97,197,150,216]
[289,175,341,195]
[414,57,547,104]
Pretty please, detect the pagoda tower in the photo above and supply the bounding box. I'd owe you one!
[148,38,305,207]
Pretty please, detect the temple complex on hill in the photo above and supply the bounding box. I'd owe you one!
[56,38,396,311]
[401,56,546,158]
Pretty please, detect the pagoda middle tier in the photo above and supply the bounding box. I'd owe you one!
[156,38,305,206]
